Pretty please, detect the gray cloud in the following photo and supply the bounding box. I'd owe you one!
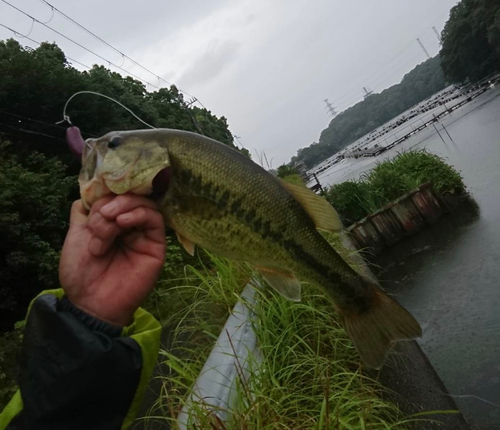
[179,39,240,89]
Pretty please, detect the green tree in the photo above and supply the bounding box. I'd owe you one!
[0,142,75,331]
[440,0,500,83]
[0,39,239,158]
[276,164,298,178]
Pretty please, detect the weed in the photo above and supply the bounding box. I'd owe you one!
[325,150,465,226]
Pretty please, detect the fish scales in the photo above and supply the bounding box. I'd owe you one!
[76,128,422,368]
[162,132,364,303]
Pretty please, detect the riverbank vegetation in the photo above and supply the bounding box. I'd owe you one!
[0,232,426,428]
[143,251,418,429]
[324,150,465,226]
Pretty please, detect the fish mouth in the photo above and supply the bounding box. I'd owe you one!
[151,167,171,198]
[80,164,171,209]
[104,162,167,191]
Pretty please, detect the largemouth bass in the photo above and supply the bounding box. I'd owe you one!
[70,127,421,368]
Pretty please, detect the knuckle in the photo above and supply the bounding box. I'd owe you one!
[136,207,148,218]
[88,211,103,227]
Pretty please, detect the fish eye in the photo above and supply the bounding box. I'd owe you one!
[108,137,122,149]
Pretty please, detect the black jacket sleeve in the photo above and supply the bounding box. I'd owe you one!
[7,294,143,430]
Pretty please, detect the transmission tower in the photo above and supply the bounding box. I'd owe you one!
[432,26,442,45]
[362,86,373,99]
[324,99,337,118]
[416,38,431,59]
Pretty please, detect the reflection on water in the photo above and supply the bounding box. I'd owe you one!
[320,87,500,429]
[374,196,480,270]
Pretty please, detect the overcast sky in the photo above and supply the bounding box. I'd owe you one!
[0,0,458,165]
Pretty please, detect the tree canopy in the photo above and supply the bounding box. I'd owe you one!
[440,0,500,83]
[0,39,240,159]
[291,56,446,169]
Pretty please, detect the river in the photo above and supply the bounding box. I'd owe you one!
[317,86,500,429]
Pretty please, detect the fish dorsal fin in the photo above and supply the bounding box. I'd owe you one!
[254,265,301,301]
[176,231,196,256]
[280,180,342,232]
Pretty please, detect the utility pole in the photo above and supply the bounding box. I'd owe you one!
[182,97,204,135]
[432,26,442,45]
[416,38,431,59]
[234,135,243,146]
[324,99,337,118]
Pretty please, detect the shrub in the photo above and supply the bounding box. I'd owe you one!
[0,142,76,330]
[325,150,465,226]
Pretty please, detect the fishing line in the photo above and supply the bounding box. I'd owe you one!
[16,18,35,39]
[442,393,500,409]
[57,91,156,129]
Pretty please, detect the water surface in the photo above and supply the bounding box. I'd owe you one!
[317,87,500,429]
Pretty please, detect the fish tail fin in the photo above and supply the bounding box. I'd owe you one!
[340,287,422,369]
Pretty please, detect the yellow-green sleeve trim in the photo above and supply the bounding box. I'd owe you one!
[0,392,22,430]
[0,289,65,429]
[121,307,162,430]
[0,289,161,430]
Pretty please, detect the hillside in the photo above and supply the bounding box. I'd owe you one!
[291,56,446,169]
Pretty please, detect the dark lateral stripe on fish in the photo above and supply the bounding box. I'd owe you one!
[283,238,370,312]
[176,166,366,309]
[180,169,216,200]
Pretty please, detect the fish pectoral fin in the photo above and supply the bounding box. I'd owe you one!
[175,231,196,256]
[280,180,342,232]
[254,265,301,302]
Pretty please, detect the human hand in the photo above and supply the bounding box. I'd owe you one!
[59,195,166,326]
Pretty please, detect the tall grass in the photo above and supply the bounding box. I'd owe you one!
[325,150,465,226]
[143,248,420,429]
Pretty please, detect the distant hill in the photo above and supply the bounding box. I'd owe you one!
[291,56,446,169]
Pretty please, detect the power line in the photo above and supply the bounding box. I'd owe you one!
[38,0,203,106]
[331,38,426,109]
[0,20,206,135]
[328,6,449,112]
[0,21,92,70]
[334,43,438,111]
[38,1,170,87]
[1,0,161,90]
[0,121,65,142]
[0,108,67,129]
[0,108,98,138]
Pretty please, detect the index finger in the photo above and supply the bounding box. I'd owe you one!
[69,200,89,226]
[116,207,165,244]
[99,194,158,220]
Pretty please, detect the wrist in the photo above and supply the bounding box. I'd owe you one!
[65,294,135,327]
[59,296,124,336]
